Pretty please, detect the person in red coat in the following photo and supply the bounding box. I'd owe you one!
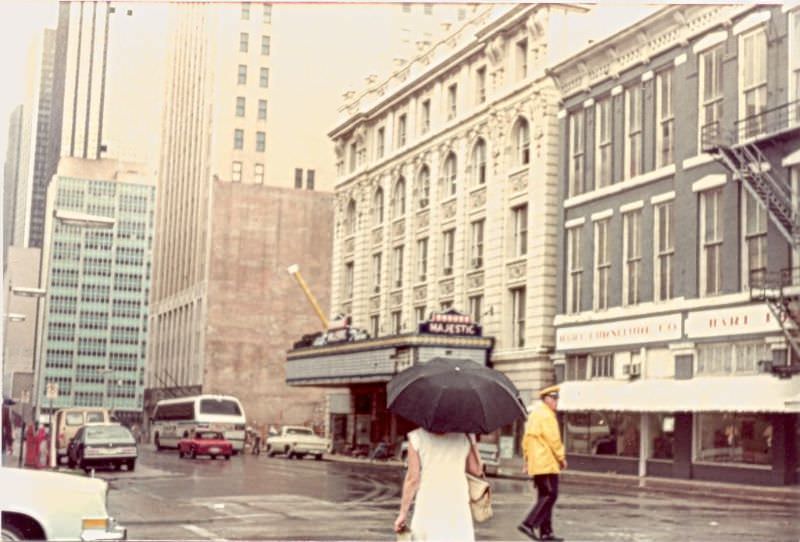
[24,424,38,467]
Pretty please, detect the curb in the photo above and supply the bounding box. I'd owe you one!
[324,454,799,506]
[495,467,800,506]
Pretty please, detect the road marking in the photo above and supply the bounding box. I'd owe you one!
[181,523,228,541]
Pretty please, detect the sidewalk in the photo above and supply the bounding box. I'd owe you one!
[496,456,800,505]
[322,452,800,505]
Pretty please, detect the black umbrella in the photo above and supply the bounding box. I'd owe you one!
[387,357,527,434]
[3,396,16,406]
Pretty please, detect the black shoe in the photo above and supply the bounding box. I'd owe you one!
[539,533,563,541]
[517,524,539,540]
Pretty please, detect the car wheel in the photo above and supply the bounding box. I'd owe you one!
[190,447,197,459]
[314,454,323,461]
[296,453,306,460]
[154,433,163,451]
[178,449,184,458]
[67,456,76,469]
[1,523,26,541]
[224,455,231,460]
[266,445,274,457]
[210,455,217,460]
[127,460,136,472]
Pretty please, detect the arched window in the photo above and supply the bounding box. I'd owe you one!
[417,166,430,209]
[373,187,384,226]
[392,177,406,217]
[470,139,487,185]
[346,199,357,235]
[443,153,458,197]
[514,117,530,166]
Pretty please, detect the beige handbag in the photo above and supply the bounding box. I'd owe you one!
[466,472,493,523]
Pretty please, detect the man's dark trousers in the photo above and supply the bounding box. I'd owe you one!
[522,473,559,535]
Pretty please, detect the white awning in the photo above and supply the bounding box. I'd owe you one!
[559,375,800,413]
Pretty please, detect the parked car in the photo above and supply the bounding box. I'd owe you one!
[0,466,126,540]
[53,407,111,464]
[67,424,137,472]
[178,430,233,460]
[265,426,330,460]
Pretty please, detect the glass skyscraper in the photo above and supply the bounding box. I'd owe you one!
[37,160,155,425]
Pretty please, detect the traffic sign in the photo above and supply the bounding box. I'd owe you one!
[46,382,59,399]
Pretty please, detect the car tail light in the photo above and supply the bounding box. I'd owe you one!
[82,518,109,530]
[118,446,137,455]
[84,447,102,457]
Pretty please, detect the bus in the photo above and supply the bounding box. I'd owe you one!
[151,395,246,453]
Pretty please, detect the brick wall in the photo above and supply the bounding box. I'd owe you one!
[205,182,334,428]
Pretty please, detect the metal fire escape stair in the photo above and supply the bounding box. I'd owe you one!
[704,103,800,377]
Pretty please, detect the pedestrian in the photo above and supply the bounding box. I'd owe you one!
[393,427,484,541]
[518,385,566,541]
[2,405,13,455]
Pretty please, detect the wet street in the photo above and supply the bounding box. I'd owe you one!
[88,447,800,541]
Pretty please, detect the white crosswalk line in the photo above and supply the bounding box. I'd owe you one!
[181,523,228,541]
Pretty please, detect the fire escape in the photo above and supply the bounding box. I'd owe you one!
[703,98,800,378]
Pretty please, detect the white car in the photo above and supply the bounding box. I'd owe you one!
[265,426,331,460]
[0,467,126,541]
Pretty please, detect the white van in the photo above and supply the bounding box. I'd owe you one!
[151,395,246,452]
[53,407,111,462]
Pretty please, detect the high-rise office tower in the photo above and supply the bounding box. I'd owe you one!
[4,105,24,257]
[26,28,57,249]
[36,157,155,424]
[147,3,335,430]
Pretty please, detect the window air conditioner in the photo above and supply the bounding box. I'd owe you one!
[373,286,380,294]
[443,267,453,276]
[471,257,483,269]
[395,280,402,288]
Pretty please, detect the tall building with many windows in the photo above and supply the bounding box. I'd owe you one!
[298,4,588,455]
[147,3,333,431]
[35,158,155,424]
[551,4,800,486]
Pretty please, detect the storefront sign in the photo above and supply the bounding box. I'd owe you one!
[685,305,782,339]
[418,309,482,336]
[556,314,682,351]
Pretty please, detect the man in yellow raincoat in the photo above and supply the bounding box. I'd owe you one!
[518,385,566,541]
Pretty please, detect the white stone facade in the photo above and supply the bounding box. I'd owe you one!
[328,5,586,401]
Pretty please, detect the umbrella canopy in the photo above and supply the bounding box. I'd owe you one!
[387,357,527,434]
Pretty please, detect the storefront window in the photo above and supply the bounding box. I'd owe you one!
[648,413,674,460]
[696,413,772,465]
[565,412,640,457]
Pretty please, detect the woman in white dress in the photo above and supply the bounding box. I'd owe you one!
[393,428,483,541]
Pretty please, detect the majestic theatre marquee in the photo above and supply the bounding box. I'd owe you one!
[418,310,482,337]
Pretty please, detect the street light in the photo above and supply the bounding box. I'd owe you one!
[10,286,47,298]
[4,285,45,467]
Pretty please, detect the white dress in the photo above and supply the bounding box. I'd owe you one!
[408,428,474,542]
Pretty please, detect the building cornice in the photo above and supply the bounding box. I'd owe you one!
[550,4,755,102]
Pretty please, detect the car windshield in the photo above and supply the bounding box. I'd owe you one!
[286,428,313,435]
[199,399,241,416]
[66,413,84,426]
[86,412,105,423]
[197,431,224,440]
[85,425,134,444]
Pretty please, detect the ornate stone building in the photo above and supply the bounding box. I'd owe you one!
[319,5,588,453]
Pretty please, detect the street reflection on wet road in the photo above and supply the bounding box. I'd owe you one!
[103,448,799,541]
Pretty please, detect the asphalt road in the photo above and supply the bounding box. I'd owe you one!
[96,448,799,541]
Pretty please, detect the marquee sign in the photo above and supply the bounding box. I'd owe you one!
[418,309,482,337]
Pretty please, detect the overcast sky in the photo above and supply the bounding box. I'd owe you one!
[0,1,660,192]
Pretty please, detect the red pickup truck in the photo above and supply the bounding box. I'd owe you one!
[178,430,233,460]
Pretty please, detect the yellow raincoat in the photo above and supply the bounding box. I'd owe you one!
[522,401,565,475]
